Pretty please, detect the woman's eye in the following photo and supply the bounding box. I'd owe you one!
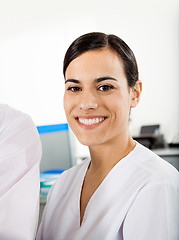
[67,86,82,92]
[98,85,114,92]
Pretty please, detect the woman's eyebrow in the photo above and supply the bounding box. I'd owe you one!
[65,77,118,84]
[65,79,80,84]
[94,77,118,83]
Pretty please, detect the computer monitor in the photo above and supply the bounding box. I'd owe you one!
[37,124,75,172]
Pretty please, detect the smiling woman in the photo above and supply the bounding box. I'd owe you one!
[37,32,179,240]
[63,47,141,147]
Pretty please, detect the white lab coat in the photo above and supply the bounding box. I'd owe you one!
[37,142,179,240]
[0,104,42,240]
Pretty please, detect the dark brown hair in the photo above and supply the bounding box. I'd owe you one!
[63,32,139,87]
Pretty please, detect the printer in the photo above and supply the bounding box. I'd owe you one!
[133,124,165,149]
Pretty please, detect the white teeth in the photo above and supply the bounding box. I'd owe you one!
[78,117,105,125]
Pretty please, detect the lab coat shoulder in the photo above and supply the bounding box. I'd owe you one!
[0,104,41,153]
[133,142,178,183]
[0,104,42,197]
[0,104,42,240]
[123,143,179,240]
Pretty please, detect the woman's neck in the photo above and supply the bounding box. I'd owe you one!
[88,134,135,174]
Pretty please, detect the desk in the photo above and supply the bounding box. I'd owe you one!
[153,148,179,171]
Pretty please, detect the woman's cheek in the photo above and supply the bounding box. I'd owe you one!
[63,94,69,111]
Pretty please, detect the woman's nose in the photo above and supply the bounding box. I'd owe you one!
[78,91,98,111]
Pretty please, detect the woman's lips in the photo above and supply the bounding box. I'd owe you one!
[78,117,104,125]
[75,116,107,129]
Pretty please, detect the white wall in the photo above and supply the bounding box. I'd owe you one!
[0,0,179,158]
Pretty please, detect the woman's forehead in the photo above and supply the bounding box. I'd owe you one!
[65,48,125,79]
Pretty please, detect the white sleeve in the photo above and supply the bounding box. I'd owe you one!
[123,180,179,240]
[0,104,42,240]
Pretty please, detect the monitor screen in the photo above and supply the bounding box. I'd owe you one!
[37,124,74,172]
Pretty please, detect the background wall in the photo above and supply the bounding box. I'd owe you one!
[0,0,179,158]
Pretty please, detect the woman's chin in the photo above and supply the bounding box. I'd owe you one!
[77,136,99,147]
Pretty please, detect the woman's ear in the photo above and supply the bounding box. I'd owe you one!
[130,80,142,108]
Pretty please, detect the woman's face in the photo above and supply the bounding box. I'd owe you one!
[64,48,140,146]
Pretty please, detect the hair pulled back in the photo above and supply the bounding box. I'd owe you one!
[63,32,138,87]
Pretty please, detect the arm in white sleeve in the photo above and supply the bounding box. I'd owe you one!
[0,104,42,240]
[123,180,179,240]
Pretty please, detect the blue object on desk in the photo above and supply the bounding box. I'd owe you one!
[40,169,66,199]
